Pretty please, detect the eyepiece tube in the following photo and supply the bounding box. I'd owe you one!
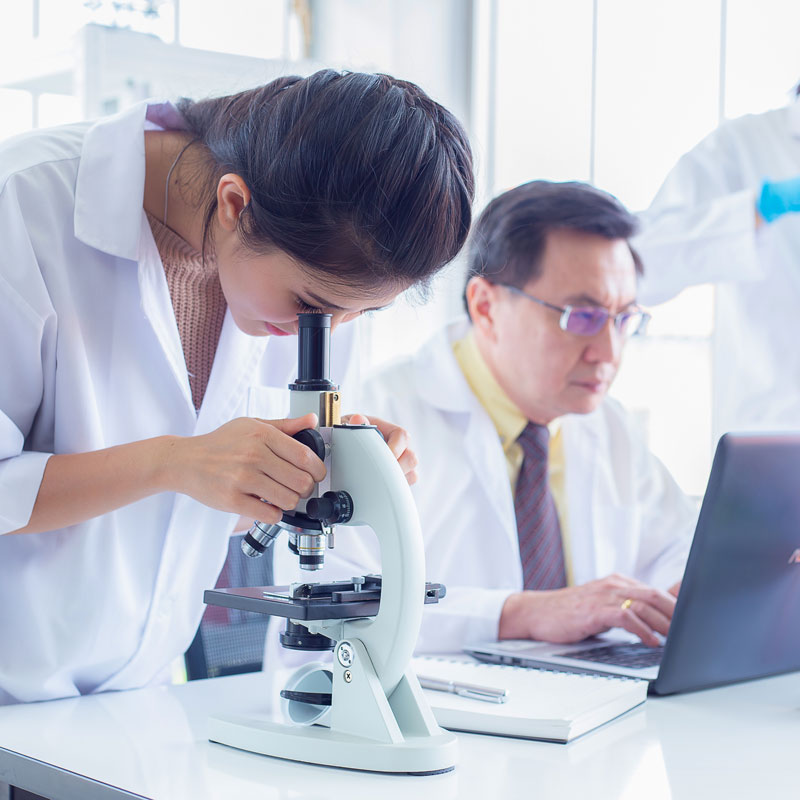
[293,314,335,390]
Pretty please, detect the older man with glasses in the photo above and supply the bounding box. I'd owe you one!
[273,180,698,656]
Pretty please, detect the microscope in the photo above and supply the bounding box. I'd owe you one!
[204,313,457,774]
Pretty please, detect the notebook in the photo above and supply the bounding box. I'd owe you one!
[413,656,647,743]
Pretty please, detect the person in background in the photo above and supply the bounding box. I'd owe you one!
[0,69,473,704]
[634,85,800,440]
[272,180,696,656]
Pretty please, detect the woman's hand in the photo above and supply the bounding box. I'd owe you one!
[343,413,418,485]
[11,414,326,536]
[164,413,326,523]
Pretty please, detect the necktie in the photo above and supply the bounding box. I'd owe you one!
[514,423,567,591]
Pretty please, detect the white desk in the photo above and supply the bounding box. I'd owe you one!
[0,669,797,800]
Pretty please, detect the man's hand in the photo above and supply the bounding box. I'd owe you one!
[498,573,678,647]
[343,413,418,485]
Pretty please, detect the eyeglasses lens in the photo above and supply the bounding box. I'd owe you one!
[617,311,647,336]
[566,308,647,337]
[565,307,608,336]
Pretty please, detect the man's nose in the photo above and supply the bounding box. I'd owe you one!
[586,318,623,363]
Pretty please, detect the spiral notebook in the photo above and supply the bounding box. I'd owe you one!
[413,656,647,743]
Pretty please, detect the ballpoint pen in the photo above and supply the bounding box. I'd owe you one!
[418,674,508,704]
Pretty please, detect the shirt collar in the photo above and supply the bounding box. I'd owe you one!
[74,101,187,261]
[452,329,563,452]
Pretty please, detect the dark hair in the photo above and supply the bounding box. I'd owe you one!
[465,180,641,311]
[176,69,474,292]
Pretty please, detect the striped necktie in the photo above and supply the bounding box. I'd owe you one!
[514,422,567,591]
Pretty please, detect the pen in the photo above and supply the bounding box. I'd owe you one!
[418,674,508,704]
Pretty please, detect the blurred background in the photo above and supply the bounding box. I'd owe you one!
[2,0,799,497]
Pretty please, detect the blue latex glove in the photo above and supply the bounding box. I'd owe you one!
[757,176,800,223]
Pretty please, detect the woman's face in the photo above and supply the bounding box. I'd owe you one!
[215,243,400,337]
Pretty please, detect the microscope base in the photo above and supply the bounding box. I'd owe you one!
[208,715,458,775]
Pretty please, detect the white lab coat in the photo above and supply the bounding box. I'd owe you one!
[0,101,358,704]
[634,98,800,440]
[270,320,696,658]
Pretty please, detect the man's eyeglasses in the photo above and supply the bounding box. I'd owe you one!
[499,284,651,338]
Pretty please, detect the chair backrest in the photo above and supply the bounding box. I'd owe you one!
[184,534,273,681]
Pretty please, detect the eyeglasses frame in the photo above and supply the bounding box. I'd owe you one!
[497,283,651,337]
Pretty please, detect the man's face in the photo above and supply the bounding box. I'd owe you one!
[471,229,638,424]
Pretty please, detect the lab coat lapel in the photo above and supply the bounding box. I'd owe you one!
[136,214,194,412]
[416,320,519,555]
[561,413,601,586]
[464,407,518,549]
[195,311,271,434]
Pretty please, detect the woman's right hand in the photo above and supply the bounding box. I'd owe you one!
[164,413,326,523]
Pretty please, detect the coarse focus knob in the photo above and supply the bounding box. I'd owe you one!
[293,428,326,461]
[306,491,354,525]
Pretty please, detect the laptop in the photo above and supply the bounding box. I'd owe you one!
[467,433,800,695]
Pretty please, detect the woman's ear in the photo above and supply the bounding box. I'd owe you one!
[216,174,251,232]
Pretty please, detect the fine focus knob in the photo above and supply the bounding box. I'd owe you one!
[306,491,354,525]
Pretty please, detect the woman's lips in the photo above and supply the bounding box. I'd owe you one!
[264,322,292,337]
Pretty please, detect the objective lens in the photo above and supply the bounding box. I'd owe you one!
[293,532,326,571]
[241,520,283,559]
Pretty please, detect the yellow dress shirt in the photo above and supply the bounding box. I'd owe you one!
[452,330,573,585]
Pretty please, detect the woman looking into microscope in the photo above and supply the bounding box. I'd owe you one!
[0,69,474,704]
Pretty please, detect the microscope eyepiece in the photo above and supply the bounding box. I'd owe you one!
[292,313,335,391]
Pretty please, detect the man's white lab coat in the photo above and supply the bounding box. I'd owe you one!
[0,101,357,703]
[271,320,696,656]
[634,97,800,440]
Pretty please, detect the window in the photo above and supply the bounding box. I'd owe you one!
[484,0,800,495]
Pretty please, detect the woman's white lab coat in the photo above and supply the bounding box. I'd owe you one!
[634,98,800,440]
[270,320,696,657]
[0,101,357,703]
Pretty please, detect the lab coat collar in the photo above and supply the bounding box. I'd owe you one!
[788,94,800,138]
[414,317,483,415]
[74,101,187,261]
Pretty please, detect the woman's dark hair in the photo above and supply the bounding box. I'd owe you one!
[176,69,474,291]
[465,180,642,312]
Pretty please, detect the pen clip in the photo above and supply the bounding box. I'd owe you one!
[454,686,508,704]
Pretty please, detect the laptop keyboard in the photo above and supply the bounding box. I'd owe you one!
[557,642,664,669]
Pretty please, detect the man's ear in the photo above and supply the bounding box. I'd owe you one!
[216,174,251,232]
[466,276,499,342]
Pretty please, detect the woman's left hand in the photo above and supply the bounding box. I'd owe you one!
[343,414,418,485]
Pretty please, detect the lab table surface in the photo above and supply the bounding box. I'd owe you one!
[0,666,797,800]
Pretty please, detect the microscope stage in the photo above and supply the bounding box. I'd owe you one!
[204,576,445,620]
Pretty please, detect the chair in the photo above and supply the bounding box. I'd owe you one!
[184,533,274,680]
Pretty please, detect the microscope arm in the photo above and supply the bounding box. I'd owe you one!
[306,424,425,697]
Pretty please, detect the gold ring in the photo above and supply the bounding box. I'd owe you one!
[620,598,633,611]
